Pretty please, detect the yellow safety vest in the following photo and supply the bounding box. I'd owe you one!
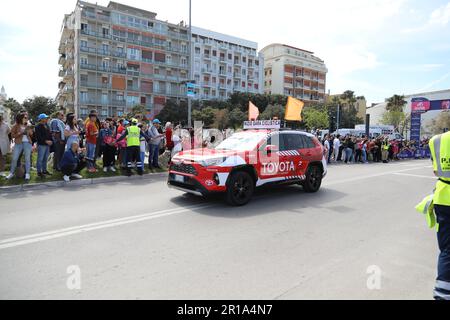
[126,126,140,147]
[415,194,439,231]
[429,132,450,206]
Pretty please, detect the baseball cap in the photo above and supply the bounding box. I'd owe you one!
[131,118,138,124]
[38,113,49,121]
[153,119,161,124]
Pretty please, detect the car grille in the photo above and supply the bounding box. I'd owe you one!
[170,163,198,176]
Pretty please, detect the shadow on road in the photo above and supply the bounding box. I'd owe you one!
[170,185,348,219]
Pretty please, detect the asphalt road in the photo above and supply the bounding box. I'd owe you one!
[0,159,439,300]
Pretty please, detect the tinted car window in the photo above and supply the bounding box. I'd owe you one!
[299,135,316,149]
[281,133,304,151]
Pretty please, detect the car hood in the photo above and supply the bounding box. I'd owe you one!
[173,148,244,163]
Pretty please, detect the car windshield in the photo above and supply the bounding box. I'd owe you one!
[216,132,267,151]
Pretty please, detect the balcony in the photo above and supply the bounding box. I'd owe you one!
[80,46,97,54]
[127,70,140,77]
[63,70,74,80]
[59,68,65,77]
[201,68,213,74]
[80,81,111,89]
[127,85,140,92]
[59,55,66,65]
[112,51,127,58]
[110,67,127,75]
[112,99,126,106]
[97,49,110,56]
[80,63,97,71]
[97,65,110,73]
[80,29,98,37]
[80,98,101,105]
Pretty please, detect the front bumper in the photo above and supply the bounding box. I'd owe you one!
[168,173,218,197]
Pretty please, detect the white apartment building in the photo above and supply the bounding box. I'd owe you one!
[261,43,327,104]
[191,26,264,101]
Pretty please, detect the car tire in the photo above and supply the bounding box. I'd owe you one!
[226,171,255,206]
[302,165,323,193]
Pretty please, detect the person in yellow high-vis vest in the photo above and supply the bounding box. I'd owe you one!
[116,119,149,176]
[416,131,450,300]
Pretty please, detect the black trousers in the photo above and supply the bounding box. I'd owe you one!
[102,145,116,168]
[434,204,450,300]
[53,141,66,171]
[61,161,86,177]
[126,146,142,173]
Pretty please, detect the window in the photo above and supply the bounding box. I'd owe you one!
[195,47,201,54]
[266,134,283,150]
[282,134,303,151]
[101,93,108,104]
[300,135,316,149]
[127,48,141,60]
[154,52,165,62]
[81,40,87,48]
[80,92,88,102]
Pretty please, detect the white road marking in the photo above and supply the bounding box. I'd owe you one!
[324,165,431,186]
[393,173,437,180]
[0,204,212,250]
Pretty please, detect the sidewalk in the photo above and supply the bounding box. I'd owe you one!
[0,171,168,194]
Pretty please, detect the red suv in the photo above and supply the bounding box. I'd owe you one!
[168,130,327,206]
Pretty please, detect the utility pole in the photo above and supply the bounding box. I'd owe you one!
[187,0,192,128]
[336,103,340,134]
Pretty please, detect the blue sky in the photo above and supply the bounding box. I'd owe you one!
[0,0,449,105]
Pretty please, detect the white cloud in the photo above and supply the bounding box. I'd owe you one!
[402,1,450,33]
[430,2,450,26]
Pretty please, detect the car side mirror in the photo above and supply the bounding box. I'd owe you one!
[265,145,279,155]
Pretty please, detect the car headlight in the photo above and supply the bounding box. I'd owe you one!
[199,157,226,167]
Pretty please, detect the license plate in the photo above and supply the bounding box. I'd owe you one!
[174,175,185,183]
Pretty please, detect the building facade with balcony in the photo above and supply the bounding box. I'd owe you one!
[58,1,190,119]
[191,26,263,101]
[260,44,327,104]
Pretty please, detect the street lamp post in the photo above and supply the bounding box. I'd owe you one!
[187,0,192,128]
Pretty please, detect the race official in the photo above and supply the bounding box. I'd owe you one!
[416,131,450,300]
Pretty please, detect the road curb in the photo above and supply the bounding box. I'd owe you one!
[0,172,168,194]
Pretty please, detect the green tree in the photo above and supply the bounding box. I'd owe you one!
[386,94,407,112]
[3,98,22,123]
[213,108,229,130]
[192,106,217,127]
[259,104,286,120]
[303,108,329,130]
[381,110,406,131]
[228,108,246,129]
[157,100,188,125]
[127,104,147,121]
[22,96,58,123]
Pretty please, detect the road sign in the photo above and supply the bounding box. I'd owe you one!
[187,90,196,98]
[186,82,199,89]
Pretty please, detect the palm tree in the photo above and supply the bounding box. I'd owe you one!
[386,94,406,112]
